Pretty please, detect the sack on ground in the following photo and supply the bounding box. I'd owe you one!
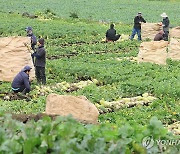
[138,41,168,65]
[141,23,162,40]
[168,38,180,60]
[170,26,180,39]
[0,36,35,81]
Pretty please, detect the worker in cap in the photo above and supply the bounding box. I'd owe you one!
[25,26,37,51]
[12,66,32,94]
[130,12,146,41]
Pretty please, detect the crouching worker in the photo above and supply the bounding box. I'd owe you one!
[32,38,46,85]
[106,24,121,42]
[11,66,32,94]
[154,30,164,41]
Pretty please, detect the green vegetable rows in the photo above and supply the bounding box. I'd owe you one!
[0,113,179,153]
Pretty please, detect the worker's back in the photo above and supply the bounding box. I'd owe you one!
[106,28,116,40]
[12,71,29,89]
[154,33,163,41]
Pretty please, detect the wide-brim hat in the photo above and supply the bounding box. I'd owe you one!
[22,65,32,72]
[161,13,168,18]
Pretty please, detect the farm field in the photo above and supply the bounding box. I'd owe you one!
[0,0,180,25]
[0,0,180,153]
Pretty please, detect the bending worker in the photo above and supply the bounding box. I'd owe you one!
[154,30,164,41]
[11,66,32,94]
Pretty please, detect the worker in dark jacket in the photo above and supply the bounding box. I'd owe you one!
[154,30,164,41]
[106,24,121,42]
[161,13,170,41]
[25,26,37,51]
[12,66,32,94]
[130,12,146,41]
[32,38,46,84]
[25,26,37,65]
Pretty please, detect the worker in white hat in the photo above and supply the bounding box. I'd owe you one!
[161,13,170,41]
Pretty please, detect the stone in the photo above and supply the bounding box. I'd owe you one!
[45,94,99,124]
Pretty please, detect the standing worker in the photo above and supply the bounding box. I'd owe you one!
[160,13,170,41]
[25,26,37,51]
[32,38,46,85]
[11,66,32,94]
[106,24,121,42]
[130,12,146,41]
[25,26,37,65]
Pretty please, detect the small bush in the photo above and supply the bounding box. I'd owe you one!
[69,12,79,19]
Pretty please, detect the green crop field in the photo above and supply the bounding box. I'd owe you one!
[0,0,180,25]
[0,0,180,153]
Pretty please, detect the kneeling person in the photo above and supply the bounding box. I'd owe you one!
[106,24,121,42]
[154,30,164,41]
[12,66,32,94]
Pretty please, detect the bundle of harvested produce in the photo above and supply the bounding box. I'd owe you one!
[167,121,180,135]
[95,93,157,114]
[56,79,99,92]
[116,57,138,62]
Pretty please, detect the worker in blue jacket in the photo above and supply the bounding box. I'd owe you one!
[12,66,32,94]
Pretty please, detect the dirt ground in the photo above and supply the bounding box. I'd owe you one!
[11,113,57,123]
